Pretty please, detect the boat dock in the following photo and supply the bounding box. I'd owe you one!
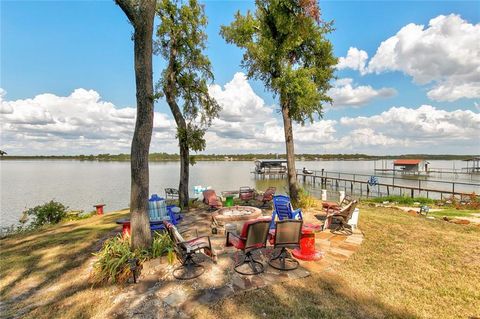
[296,169,480,200]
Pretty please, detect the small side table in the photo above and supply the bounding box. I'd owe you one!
[116,218,131,236]
[292,224,323,261]
[94,204,106,215]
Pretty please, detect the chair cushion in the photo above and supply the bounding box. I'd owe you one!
[239,217,272,237]
[228,234,246,250]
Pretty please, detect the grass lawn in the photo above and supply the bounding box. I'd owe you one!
[0,210,129,319]
[1,206,479,319]
[427,208,480,219]
[195,206,480,319]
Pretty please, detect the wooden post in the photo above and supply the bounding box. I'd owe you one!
[411,188,414,198]
[387,186,390,195]
[367,184,370,198]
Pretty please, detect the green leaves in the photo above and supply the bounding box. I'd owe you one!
[155,0,220,145]
[23,200,68,228]
[221,0,337,122]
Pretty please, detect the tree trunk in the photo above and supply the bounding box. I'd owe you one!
[164,40,190,209]
[127,1,155,250]
[178,139,190,209]
[281,95,299,202]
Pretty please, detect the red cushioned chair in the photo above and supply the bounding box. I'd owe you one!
[256,187,276,207]
[202,189,223,210]
[226,217,271,275]
[239,186,255,204]
[268,220,303,271]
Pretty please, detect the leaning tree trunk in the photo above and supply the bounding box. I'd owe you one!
[115,0,156,250]
[281,97,299,202]
[164,42,190,209]
[178,138,190,209]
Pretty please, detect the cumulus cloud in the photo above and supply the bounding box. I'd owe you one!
[1,73,478,155]
[337,14,480,102]
[0,88,177,155]
[336,47,369,75]
[340,104,480,141]
[328,78,396,108]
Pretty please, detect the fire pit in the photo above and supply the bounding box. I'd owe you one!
[211,206,263,235]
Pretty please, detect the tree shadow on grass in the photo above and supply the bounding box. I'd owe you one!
[0,214,127,318]
[199,271,418,319]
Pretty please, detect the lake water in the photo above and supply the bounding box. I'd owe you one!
[1,159,479,227]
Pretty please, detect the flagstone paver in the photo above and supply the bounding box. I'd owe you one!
[106,204,364,318]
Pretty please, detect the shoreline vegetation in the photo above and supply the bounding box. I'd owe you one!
[0,153,476,162]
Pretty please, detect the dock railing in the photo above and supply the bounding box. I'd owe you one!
[296,169,480,200]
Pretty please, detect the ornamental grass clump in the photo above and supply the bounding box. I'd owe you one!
[92,232,175,284]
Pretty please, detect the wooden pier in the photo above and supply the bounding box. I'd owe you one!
[295,169,480,200]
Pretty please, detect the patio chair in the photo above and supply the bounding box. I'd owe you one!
[239,186,255,203]
[268,220,302,271]
[226,217,271,275]
[165,188,179,200]
[202,189,223,210]
[163,221,216,280]
[324,200,358,235]
[322,194,353,211]
[270,195,303,228]
[256,187,276,207]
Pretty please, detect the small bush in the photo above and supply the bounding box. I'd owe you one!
[294,188,317,209]
[92,232,175,284]
[23,200,68,227]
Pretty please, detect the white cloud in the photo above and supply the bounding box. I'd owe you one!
[369,14,480,101]
[0,88,177,155]
[336,47,369,75]
[328,78,396,108]
[340,104,480,141]
[1,74,478,155]
[337,14,480,102]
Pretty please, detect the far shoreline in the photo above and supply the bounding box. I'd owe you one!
[0,153,476,162]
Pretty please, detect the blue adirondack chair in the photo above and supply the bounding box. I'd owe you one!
[270,195,303,229]
[148,194,181,231]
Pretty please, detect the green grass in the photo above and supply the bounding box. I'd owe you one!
[195,205,480,319]
[366,195,435,206]
[0,210,129,318]
[428,209,480,219]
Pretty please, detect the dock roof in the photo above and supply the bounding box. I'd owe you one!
[393,159,422,165]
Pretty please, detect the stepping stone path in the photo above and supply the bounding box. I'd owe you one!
[104,206,363,319]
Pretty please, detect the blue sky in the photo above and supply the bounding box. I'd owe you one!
[1,0,479,155]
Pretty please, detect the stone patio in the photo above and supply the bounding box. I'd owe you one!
[105,205,363,318]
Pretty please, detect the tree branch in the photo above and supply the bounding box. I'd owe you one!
[115,0,137,26]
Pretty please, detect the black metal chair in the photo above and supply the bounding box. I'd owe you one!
[268,220,303,271]
[226,218,271,275]
[165,188,179,200]
[163,221,215,280]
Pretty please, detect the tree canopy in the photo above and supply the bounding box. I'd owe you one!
[221,0,337,124]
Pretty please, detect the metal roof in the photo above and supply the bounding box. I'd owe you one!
[393,159,422,165]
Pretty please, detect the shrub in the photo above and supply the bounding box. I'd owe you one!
[23,200,68,227]
[368,195,434,206]
[294,188,317,209]
[92,232,175,284]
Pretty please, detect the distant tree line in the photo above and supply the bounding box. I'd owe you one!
[1,153,476,161]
